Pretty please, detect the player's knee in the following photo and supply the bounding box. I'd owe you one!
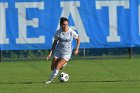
[56,63,62,69]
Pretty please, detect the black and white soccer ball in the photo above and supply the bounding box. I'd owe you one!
[58,72,69,82]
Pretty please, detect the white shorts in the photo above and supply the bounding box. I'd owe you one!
[53,53,71,61]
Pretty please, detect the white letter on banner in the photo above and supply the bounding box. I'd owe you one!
[58,1,89,42]
[138,5,140,35]
[0,3,9,44]
[96,0,129,42]
[15,2,45,44]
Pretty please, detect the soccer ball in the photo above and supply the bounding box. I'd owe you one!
[58,72,69,82]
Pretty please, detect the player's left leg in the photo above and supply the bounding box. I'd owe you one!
[56,58,67,69]
[60,55,70,69]
[45,55,70,84]
[60,62,67,70]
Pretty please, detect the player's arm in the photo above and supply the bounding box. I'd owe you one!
[46,40,58,60]
[74,37,80,55]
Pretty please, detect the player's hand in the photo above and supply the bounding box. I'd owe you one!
[46,51,52,61]
[46,54,51,60]
[74,49,79,55]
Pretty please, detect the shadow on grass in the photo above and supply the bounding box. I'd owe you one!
[0,81,43,84]
[71,79,140,83]
[0,79,140,84]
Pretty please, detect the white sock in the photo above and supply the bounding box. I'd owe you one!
[49,68,59,81]
[63,63,67,67]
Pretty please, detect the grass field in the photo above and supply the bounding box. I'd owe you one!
[0,58,140,93]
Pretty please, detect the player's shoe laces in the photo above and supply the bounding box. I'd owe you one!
[45,80,51,84]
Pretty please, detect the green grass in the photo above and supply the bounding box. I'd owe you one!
[0,58,140,93]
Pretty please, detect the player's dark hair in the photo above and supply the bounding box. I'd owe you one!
[60,17,69,25]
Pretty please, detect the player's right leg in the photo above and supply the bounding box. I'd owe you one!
[49,58,67,83]
[45,57,60,84]
[51,57,59,70]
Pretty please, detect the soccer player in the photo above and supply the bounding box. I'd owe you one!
[45,17,80,84]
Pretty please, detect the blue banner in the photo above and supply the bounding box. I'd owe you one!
[0,0,140,50]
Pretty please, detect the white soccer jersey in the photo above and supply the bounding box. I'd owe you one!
[54,28,79,55]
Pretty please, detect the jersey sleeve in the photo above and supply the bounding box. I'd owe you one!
[54,31,59,40]
[72,30,79,39]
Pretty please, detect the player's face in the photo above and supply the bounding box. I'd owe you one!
[61,21,68,31]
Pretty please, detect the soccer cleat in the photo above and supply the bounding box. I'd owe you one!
[45,80,51,84]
